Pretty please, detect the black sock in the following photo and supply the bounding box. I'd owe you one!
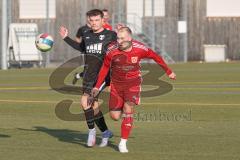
[84,107,95,129]
[94,111,108,132]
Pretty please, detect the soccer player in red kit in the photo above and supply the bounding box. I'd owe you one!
[91,27,176,153]
[102,9,112,31]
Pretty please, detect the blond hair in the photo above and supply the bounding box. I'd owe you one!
[118,27,132,35]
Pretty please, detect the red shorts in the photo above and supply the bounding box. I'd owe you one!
[109,80,141,111]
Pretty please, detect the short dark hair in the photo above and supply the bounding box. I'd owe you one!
[102,9,108,12]
[86,9,104,18]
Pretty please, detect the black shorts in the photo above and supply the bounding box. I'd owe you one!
[82,70,111,95]
[82,81,94,95]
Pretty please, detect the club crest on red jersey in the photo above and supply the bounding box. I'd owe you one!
[131,56,138,63]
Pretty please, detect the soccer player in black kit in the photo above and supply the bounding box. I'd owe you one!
[72,12,112,85]
[72,15,91,85]
[59,9,117,147]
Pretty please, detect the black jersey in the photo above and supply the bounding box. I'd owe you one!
[75,24,91,74]
[76,24,91,38]
[64,28,117,94]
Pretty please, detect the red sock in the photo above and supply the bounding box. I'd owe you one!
[121,113,133,139]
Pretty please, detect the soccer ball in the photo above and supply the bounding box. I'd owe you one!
[35,33,54,52]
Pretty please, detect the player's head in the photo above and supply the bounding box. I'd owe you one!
[87,9,104,32]
[117,27,133,51]
[102,9,110,23]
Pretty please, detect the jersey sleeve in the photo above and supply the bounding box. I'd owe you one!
[76,27,83,38]
[63,36,85,52]
[95,53,112,89]
[143,48,172,75]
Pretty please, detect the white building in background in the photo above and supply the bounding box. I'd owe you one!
[19,0,56,19]
[207,0,240,17]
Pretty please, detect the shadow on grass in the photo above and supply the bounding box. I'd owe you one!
[18,126,118,151]
[0,134,11,138]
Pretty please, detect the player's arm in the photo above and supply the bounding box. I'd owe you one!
[95,54,112,90]
[90,53,112,98]
[75,36,82,43]
[59,26,85,52]
[64,37,85,52]
[145,48,176,79]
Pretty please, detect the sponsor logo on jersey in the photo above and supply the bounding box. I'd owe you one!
[131,56,138,63]
[86,43,103,54]
[99,35,105,40]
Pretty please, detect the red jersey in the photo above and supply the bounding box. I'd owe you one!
[103,23,112,31]
[95,40,172,89]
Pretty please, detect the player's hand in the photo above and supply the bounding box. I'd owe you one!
[168,72,176,80]
[87,96,95,107]
[87,88,99,107]
[91,87,99,98]
[59,26,68,39]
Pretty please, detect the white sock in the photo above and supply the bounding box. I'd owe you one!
[120,138,127,145]
[76,73,81,79]
[89,128,96,133]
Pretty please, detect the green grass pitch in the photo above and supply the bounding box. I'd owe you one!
[0,62,240,160]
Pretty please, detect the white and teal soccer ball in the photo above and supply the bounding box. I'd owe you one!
[35,33,54,52]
